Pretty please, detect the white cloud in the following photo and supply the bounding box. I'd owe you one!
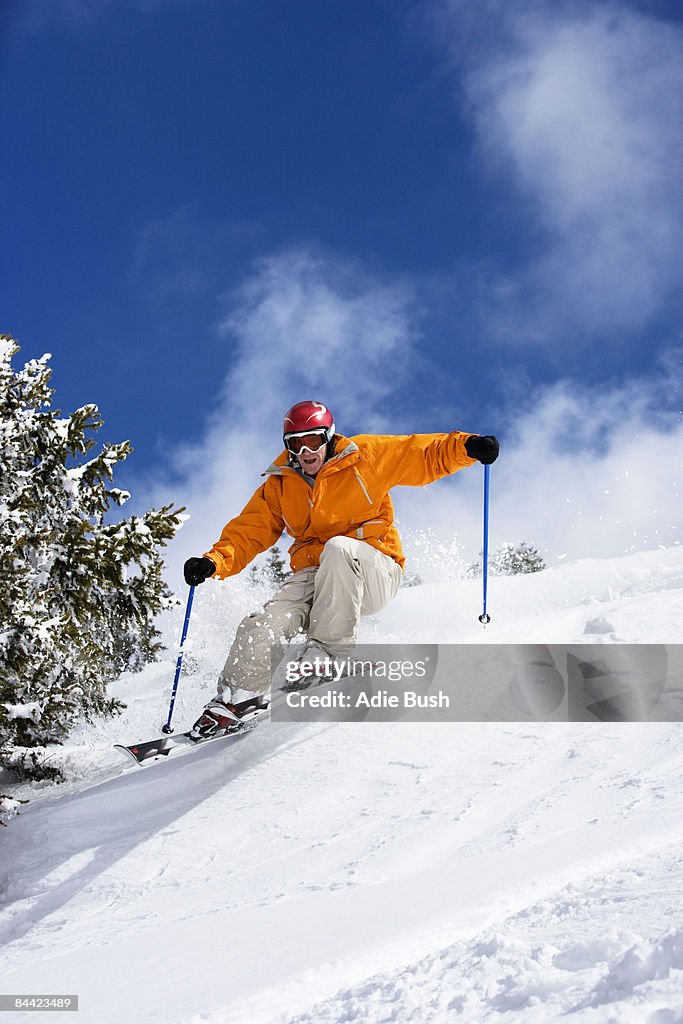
[215,248,417,433]
[398,354,682,566]
[448,2,683,341]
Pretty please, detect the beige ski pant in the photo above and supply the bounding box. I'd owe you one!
[218,535,402,695]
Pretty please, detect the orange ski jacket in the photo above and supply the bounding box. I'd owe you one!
[204,431,478,577]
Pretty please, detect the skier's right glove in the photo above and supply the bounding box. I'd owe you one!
[183,556,216,586]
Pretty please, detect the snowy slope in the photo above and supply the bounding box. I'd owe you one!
[372,546,683,645]
[1,546,682,1024]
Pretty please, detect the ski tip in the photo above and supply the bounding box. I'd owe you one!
[113,743,145,767]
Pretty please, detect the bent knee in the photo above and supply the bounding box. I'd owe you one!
[320,535,356,560]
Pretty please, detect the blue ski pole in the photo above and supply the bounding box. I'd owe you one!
[162,585,196,734]
[478,463,491,624]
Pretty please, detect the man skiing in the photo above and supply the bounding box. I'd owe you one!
[183,401,499,739]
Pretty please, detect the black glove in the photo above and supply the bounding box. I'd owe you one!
[465,434,500,465]
[183,556,216,586]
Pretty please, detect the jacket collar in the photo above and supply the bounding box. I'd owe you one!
[262,434,359,477]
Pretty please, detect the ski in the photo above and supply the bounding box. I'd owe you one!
[114,659,378,768]
[113,697,269,767]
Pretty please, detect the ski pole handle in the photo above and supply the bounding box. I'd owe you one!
[162,585,196,734]
[479,463,491,624]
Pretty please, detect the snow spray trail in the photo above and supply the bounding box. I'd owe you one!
[0,721,313,948]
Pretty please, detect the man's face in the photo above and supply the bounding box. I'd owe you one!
[297,443,327,476]
[285,431,329,476]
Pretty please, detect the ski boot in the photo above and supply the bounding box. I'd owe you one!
[189,698,244,742]
[278,642,337,692]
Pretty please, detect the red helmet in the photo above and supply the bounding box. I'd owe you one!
[283,401,335,444]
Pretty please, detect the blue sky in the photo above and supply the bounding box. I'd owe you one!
[2,0,682,564]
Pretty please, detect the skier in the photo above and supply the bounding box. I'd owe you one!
[184,401,499,739]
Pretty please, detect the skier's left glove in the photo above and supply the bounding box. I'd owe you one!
[184,556,216,586]
[465,434,499,464]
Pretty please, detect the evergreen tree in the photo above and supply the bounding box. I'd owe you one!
[249,546,291,588]
[467,541,546,577]
[494,541,546,575]
[0,336,185,782]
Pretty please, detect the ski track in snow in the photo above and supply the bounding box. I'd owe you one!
[1,547,682,1024]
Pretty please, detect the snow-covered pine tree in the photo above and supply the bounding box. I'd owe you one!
[467,541,546,577]
[493,541,546,575]
[0,336,185,782]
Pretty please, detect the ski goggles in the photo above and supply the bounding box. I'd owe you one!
[284,429,328,455]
